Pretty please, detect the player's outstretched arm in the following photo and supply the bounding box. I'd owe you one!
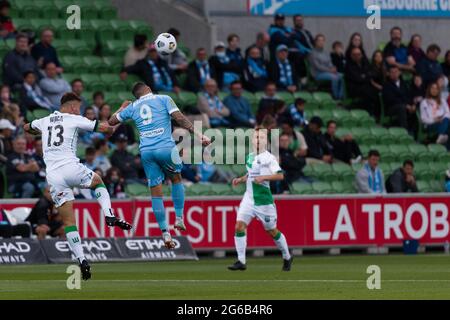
[96,121,118,135]
[232,174,248,186]
[253,172,284,184]
[109,100,132,126]
[23,123,40,135]
[171,110,211,146]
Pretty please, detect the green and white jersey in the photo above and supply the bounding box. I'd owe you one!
[244,150,282,206]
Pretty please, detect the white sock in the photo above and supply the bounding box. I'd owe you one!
[65,226,85,263]
[274,232,291,260]
[234,233,247,264]
[95,185,115,218]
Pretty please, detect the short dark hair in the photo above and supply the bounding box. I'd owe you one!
[230,80,242,88]
[23,70,35,78]
[71,78,83,86]
[327,120,337,127]
[0,1,11,10]
[197,47,206,53]
[294,98,306,106]
[403,159,414,167]
[94,139,107,150]
[15,32,28,41]
[368,149,380,158]
[60,92,81,105]
[43,61,55,69]
[93,91,104,100]
[167,28,180,38]
[132,82,147,99]
[332,41,342,49]
[293,14,303,20]
[227,33,239,43]
[84,106,94,115]
[85,147,96,156]
[390,26,402,34]
[427,44,441,54]
[134,34,147,48]
[265,81,277,88]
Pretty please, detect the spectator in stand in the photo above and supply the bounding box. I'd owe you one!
[104,167,127,199]
[244,45,268,92]
[344,47,379,117]
[279,133,306,191]
[124,34,148,67]
[223,80,255,128]
[268,44,298,93]
[382,65,417,133]
[162,28,188,74]
[256,82,282,124]
[2,33,39,89]
[324,120,362,164]
[81,147,97,171]
[0,84,23,128]
[90,91,104,117]
[0,0,15,39]
[110,133,142,184]
[441,50,450,83]
[209,41,241,90]
[345,33,369,64]
[302,116,332,164]
[355,149,385,194]
[71,79,89,112]
[27,186,64,239]
[226,34,244,71]
[121,44,180,93]
[197,78,230,128]
[32,137,46,189]
[31,28,62,72]
[6,136,39,198]
[407,34,426,65]
[438,74,449,103]
[290,14,314,81]
[370,50,385,92]
[93,139,111,175]
[386,160,418,193]
[383,26,415,73]
[420,82,450,146]
[410,74,425,108]
[280,97,308,129]
[416,44,443,88]
[280,120,308,158]
[19,71,53,113]
[79,106,104,146]
[309,34,344,100]
[186,47,216,93]
[98,103,111,122]
[245,32,270,62]
[330,41,346,73]
[268,13,293,60]
[39,61,71,108]
[0,119,14,197]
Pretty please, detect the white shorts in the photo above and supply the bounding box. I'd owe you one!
[46,163,95,207]
[236,196,278,230]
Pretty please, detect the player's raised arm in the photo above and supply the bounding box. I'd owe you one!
[23,120,42,135]
[171,110,211,146]
[109,100,132,126]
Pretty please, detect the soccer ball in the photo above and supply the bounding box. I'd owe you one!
[155,33,177,55]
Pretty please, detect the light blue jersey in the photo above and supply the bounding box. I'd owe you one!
[117,93,179,152]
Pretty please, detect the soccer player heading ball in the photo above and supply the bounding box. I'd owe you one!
[229,128,293,271]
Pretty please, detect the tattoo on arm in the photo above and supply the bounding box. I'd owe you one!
[108,115,120,126]
[171,111,194,133]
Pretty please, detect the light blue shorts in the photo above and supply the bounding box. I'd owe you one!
[141,147,183,187]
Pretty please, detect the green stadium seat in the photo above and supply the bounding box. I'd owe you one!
[60,56,86,73]
[312,182,333,194]
[210,184,232,195]
[332,109,352,127]
[102,56,123,73]
[312,109,332,123]
[430,180,444,192]
[81,5,99,19]
[351,127,376,145]
[293,91,313,102]
[33,108,51,119]
[430,162,448,180]
[370,127,392,144]
[389,144,413,160]
[110,20,135,41]
[178,91,198,110]
[61,73,80,84]
[103,40,130,57]
[331,181,355,194]
[12,18,33,31]
[35,1,60,19]
[311,163,339,182]
[409,144,433,162]
[231,165,246,176]
[90,19,115,43]
[414,162,434,181]
[125,183,148,197]
[416,180,432,193]
[371,144,394,162]
[188,183,214,196]
[277,92,294,105]
[99,73,127,91]
[129,20,153,37]
[98,4,118,19]
[26,110,36,122]
[83,56,109,73]
[231,183,246,195]
[80,74,106,92]
[312,91,333,103]
[350,109,375,127]
[75,27,97,48]
[378,163,392,176]
[103,92,121,107]
[428,144,450,161]
[66,40,92,56]
[289,182,312,194]
[30,19,53,33]
[320,100,337,111]
[332,163,355,183]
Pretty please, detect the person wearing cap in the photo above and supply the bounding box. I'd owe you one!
[301,116,332,164]
[110,134,142,184]
[268,13,293,61]
[308,34,344,100]
[121,44,180,94]
[186,47,217,93]
[268,44,298,93]
[244,45,268,92]
[209,41,242,90]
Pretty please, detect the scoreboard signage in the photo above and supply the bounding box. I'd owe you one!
[248,0,450,17]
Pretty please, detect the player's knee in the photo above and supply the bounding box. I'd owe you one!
[235,221,247,232]
[266,228,279,237]
[90,173,103,188]
[170,174,182,184]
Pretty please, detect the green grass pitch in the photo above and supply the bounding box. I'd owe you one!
[0,254,450,299]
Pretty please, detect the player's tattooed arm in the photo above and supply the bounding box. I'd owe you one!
[97,121,118,135]
[171,110,211,146]
[23,123,40,135]
[109,100,132,126]
[232,174,248,186]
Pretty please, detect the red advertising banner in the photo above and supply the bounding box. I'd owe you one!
[1,195,449,248]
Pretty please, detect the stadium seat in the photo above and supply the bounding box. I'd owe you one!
[430,180,444,192]
[331,181,355,194]
[102,56,123,73]
[291,182,313,195]
[83,56,109,73]
[312,92,333,103]
[293,91,313,102]
[98,4,118,19]
[66,40,92,56]
[332,163,355,183]
[61,73,80,84]
[103,40,131,57]
[80,74,106,92]
[110,20,135,41]
[370,127,392,144]
[370,144,394,163]
[277,92,294,105]
[350,109,375,127]
[389,144,412,160]
[231,183,246,195]
[30,19,52,33]
[430,162,448,180]
[231,165,246,176]
[416,180,433,192]
[125,183,148,197]
[188,184,214,196]
[414,162,434,181]
[312,109,332,123]
[351,127,376,145]
[428,144,450,161]
[36,1,60,19]
[210,183,232,195]
[89,20,116,43]
[409,144,433,162]
[311,182,333,194]
[311,163,339,182]
[178,91,198,110]
[332,109,353,127]
[99,74,127,91]
[129,20,154,37]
